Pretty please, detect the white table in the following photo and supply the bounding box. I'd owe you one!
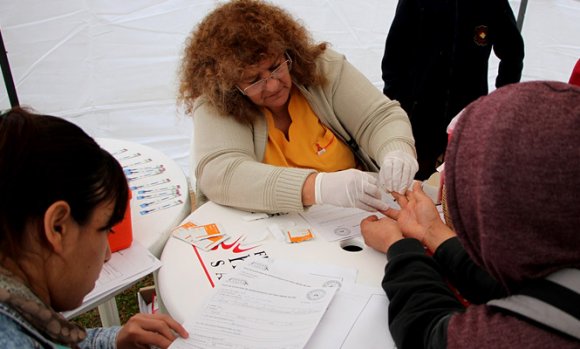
[157,201,388,324]
[97,138,191,258]
[67,138,191,326]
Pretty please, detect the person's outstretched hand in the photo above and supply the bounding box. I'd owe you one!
[382,181,455,252]
[315,169,389,211]
[360,215,404,253]
[116,313,189,349]
[379,150,418,194]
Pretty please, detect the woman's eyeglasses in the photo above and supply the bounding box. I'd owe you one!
[237,53,293,97]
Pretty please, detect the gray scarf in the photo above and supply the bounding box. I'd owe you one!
[0,267,87,348]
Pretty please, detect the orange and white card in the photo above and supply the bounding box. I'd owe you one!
[172,222,229,251]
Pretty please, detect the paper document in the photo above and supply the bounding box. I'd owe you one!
[306,283,395,349]
[170,258,338,349]
[170,258,396,349]
[268,260,395,348]
[298,205,376,242]
[63,242,162,318]
[300,194,398,242]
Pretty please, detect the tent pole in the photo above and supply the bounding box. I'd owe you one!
[0,28,19,108]
[516,0,528,32]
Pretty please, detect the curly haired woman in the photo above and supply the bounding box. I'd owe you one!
[179,0,418,214]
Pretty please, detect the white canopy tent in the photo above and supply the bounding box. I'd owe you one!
[1,0,579,182]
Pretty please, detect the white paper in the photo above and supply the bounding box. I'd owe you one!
[170,259,338,349]
[299,205,376,242]
[300,193,399,242]
[270,258,357,288]
[63,242,162,318]
[306,283,396,349]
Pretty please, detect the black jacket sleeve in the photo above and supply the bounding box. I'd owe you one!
[432,237,507,304]
[381,0,417,104]
[493,0,524,87]
[383,238,464,349]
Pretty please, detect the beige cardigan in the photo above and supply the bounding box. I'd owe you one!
[191,49,415,213]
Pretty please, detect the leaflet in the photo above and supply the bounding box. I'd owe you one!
[170,258,337,349]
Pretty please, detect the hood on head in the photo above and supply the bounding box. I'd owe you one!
[445,81,580,292]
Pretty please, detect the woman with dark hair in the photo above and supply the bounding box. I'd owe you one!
[179,0,418,214]
[0,108,188,348]
[360,81,580,348]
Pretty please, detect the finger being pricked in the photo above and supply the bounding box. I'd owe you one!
[408,181,430,202]
[411,181,424,194]
[391,191,408,208]
[397,181,423,206]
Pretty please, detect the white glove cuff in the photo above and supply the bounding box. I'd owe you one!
[314,172,324,205]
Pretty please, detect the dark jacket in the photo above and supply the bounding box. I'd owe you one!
[381,0,524,177]
[383,237,505,348]
[384,238,580,349]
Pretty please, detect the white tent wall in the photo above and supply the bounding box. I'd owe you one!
[1,0,579,183]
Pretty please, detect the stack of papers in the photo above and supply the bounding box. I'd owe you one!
[170,258,396,349]
[63,242,162,319]
[171,258,337,348]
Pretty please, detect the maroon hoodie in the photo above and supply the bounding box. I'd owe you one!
[444,81,580,348]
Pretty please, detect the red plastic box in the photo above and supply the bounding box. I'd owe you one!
[108,190,133,252]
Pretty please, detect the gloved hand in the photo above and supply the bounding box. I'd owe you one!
[379,150,418,194]
[314,169,389,212]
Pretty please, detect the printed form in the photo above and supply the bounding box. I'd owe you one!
[300,195,399,242]
[170,258,396,349]
[170,258,338,349]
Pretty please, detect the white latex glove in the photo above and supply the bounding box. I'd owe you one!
[314,169,389,212]
[379,150,418,194]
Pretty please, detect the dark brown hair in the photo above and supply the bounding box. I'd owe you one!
[0,107,129,261]
[178,0,327,124]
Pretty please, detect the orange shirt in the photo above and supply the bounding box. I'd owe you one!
[263,87,356,171]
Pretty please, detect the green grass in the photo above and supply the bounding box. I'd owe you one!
[70,274,155,328]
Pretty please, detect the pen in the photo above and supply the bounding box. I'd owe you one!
[139,199,183,215]
[117,152,141,161]
[123,158,152,168]
[137,185,180,194]
[130,178,171,190]
[139,194,179,208]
